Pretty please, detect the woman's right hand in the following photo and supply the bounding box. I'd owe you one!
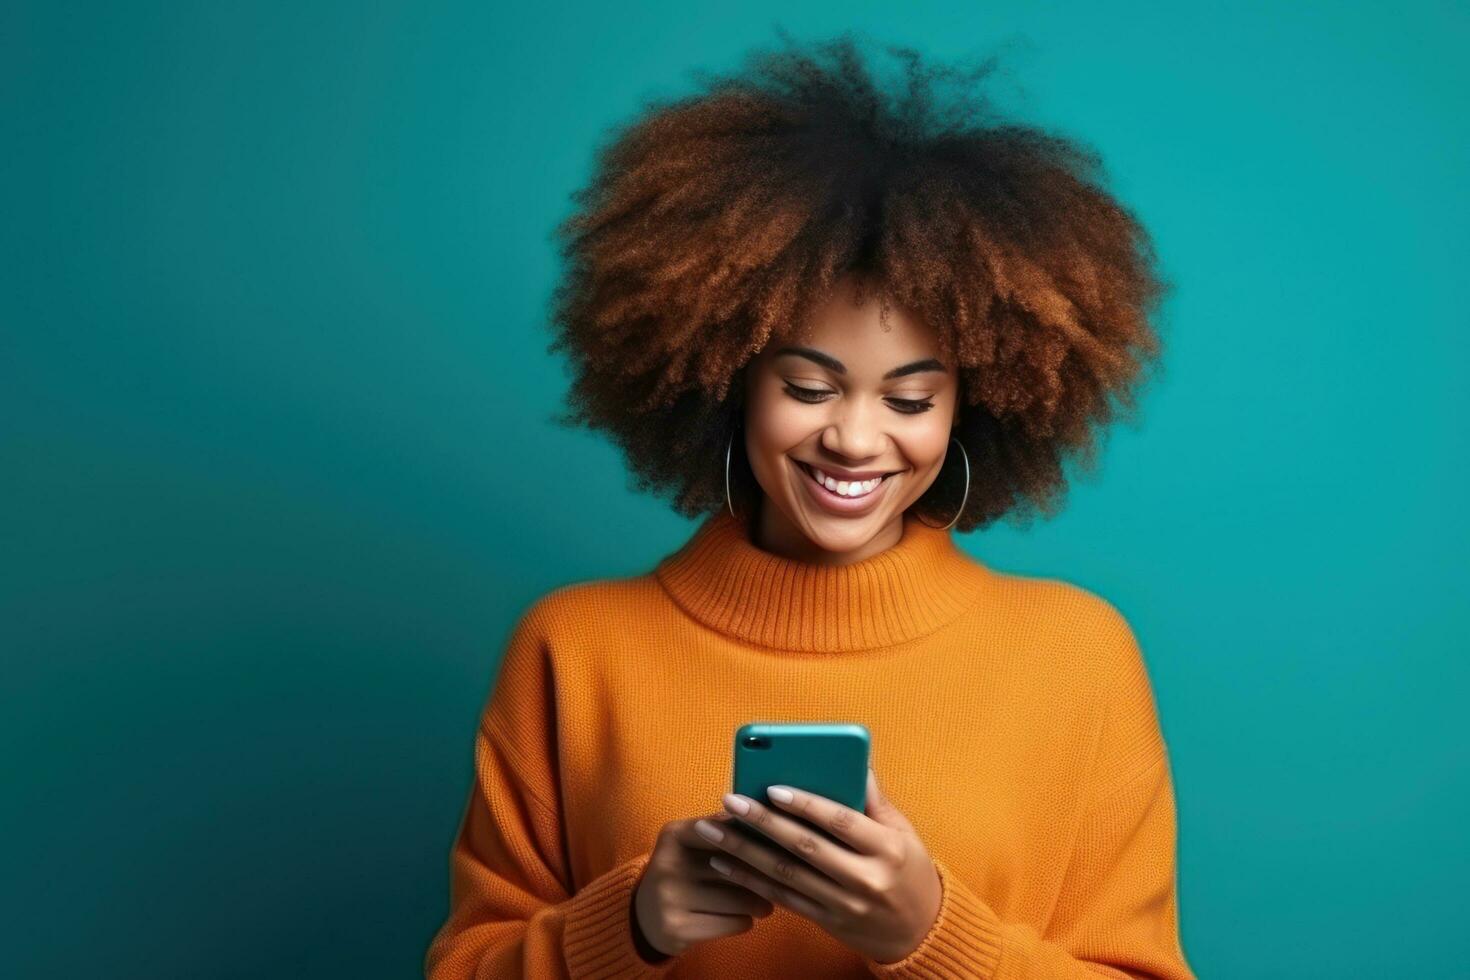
[631,810,777,962]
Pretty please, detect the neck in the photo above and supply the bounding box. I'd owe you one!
[751,495,905,566]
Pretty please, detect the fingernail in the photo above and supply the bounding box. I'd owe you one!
[710,855,732,875]
[695,819,725,843]
[722,792,750,815]
[768,786,794,803]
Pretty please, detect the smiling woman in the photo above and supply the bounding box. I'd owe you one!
[540,30,1169,541]
[738,276,966,563]
[425,29,1191,980]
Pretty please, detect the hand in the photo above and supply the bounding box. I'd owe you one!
[631,809,777,962]
[697,766,943,965]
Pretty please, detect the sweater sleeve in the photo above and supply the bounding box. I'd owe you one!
[864,609,1195,980]
[423,605,679,979]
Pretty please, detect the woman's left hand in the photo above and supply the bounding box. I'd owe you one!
[697,766,943,965]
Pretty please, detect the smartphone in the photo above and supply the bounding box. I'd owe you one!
[730,722,870,845]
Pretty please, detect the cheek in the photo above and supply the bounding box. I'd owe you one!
[899,419,956,468]
[745,387,811,454]
[743,411,812,503]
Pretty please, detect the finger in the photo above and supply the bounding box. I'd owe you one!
[673,812,742,852]
[721,792,872,891]
[863,766,912,832]
[750,782,893,856]
[707,852,829,925]
[679,909,762,944]
[700,809,854,911]
[689,879,776,919]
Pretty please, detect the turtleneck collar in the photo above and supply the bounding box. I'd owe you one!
[653,507,993,652]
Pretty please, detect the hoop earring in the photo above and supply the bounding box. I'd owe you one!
[725,428,739,519]
[914,437,970,531]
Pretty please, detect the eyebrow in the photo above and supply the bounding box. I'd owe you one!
[772,346,947,380]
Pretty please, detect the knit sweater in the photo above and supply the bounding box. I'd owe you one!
[424,507,1194,979]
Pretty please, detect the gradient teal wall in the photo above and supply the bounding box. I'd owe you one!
[5,3,1467,977]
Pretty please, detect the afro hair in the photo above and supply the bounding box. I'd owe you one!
[545,30,1170,531]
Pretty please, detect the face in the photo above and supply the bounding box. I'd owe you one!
[740,274,961,563]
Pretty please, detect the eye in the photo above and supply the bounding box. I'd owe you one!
[782,383,832,403]
[887,397,935,414]
[782,384,935,413]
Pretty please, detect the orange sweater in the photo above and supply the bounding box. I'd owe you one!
[424,508,1194,978]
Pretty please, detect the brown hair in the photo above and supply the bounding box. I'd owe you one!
[546,31,1170,531]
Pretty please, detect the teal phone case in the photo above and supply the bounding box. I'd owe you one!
[730,723,871,842]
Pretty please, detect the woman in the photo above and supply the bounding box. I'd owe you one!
[425,32,1193,979]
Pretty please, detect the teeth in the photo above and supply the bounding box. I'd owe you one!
[808,464,884,498]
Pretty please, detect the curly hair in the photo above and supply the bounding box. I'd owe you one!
[545,30,1170,532]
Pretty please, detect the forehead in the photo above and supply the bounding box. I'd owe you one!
[766,280,943,373]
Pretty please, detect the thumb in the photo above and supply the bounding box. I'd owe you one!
[864,765,910,830]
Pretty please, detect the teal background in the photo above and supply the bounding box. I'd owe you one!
[5,2,1467,977]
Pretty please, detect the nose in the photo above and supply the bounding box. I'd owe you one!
[818,398,886,463]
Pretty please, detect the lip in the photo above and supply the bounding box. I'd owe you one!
[800,462,895,481]
[792,457,896,517]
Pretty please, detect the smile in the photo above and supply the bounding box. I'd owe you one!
[793,458,900,515]
[798,461,892,498]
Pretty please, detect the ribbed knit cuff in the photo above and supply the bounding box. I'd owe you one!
[865,857,1005,979]
[562,852,680,978]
